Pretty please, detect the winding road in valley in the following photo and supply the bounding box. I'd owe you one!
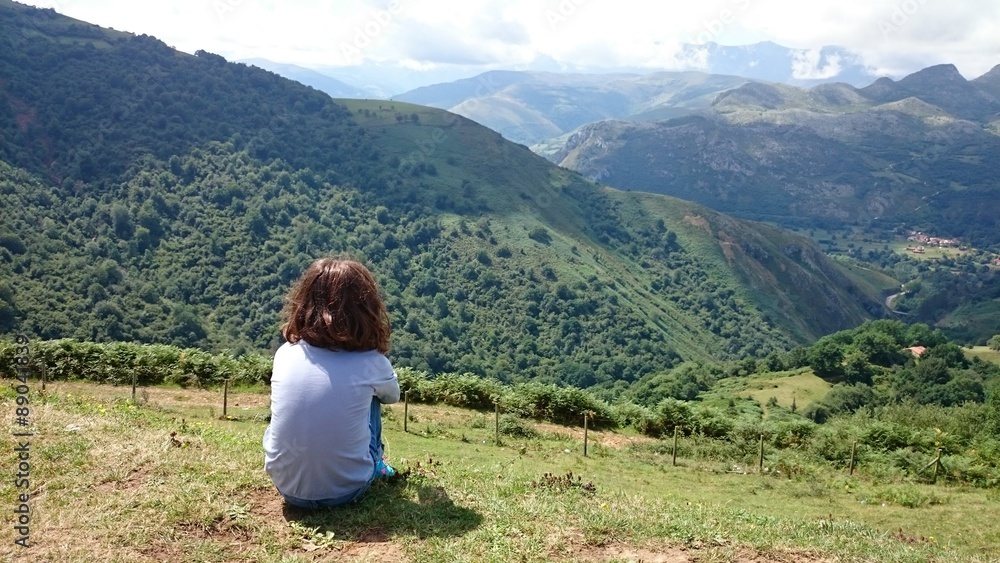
[885,291,910,315]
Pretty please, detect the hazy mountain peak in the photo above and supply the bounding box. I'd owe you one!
[972,64,1000,100]
[975,63,1000,81]
[898,63,966,87]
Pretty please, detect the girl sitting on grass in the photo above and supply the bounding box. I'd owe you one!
[263,258,400,509]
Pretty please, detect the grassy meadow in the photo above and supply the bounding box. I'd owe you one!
[3,379,999,562]
[967,346,1000,366]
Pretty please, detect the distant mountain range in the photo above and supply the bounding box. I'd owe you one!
[394,70,753,146]
[549,63,1000,246]
[239,58,375,99]
[243,41,882,146]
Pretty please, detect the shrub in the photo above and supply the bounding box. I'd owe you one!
[609,401,653,429]
[423,373,503,410]
[498,414,537,438]
[860,421,920,452]
[503,382,615,428]
[396,366,431,398]
[808,421,859,464]
[767,448,819,478]
[689,406,734,439]
[527,227,552,244]
[638,398,693,437]
[771,420,816,449]
[0,338,269,387]
[872,484,947,508]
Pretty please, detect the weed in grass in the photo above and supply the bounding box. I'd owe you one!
[530,471,596,494]
[872,484,948,508]
[470,414,487,429]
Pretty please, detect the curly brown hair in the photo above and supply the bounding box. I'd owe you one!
[280,258,390,354]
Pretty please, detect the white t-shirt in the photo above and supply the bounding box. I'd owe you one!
[263,341,400,501]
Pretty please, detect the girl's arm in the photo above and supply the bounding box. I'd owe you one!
[370,354,400,404]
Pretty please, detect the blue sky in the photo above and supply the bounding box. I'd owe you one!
[22,0,1000,78]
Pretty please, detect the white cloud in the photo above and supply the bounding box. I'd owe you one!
[20,0,1000,78]
[791,50,842,80]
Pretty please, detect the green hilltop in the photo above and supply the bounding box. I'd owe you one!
[0,1,891,390]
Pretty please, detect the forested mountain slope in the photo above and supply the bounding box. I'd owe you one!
[0,1,888,389]
[552,64,1000,247]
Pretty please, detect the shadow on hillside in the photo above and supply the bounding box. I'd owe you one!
[279,477,482,540]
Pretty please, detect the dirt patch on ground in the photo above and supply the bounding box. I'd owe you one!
[683,215,712,235]
[246,486,303,532]
[398,403,480,427]
[334,528,408,562]
[717,231,738,265]
[547,529,832,563]
[337,539,409,562]
[534,422,657,449]
[44,380,270,413]
[569,542,830,563]
[94,462,152,493]
[245,488,410,561]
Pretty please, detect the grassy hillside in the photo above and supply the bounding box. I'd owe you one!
[3,379,998,562]
[0,1,889,389]
[967,345,1000,365]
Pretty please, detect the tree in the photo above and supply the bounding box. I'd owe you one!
[809,339,845,379]
[854,330,905,367]
[842,350,874,385]
[111,204,133,239]
[988,334,1000,351]
[528,227,552,245]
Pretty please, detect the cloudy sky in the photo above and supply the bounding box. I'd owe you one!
[22,0,1000,79]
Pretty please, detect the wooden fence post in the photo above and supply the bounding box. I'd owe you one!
[403,391,409,432]
[758,434,765,472]
[583,412,589,457]
[494,401,500,444]
[672,426,679,466]
[222,379,229,418]
[41,363,46,391]
[132,371,137,402]
[921,448,945,483]
[849,441,857,475]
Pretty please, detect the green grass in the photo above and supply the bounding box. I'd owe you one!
[741,370,832,415]
[966,346,1000,366]
[3,380,999,562]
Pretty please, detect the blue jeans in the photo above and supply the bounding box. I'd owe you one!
[282,397,385,509]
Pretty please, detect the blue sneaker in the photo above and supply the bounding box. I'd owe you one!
[376,458,396,478]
